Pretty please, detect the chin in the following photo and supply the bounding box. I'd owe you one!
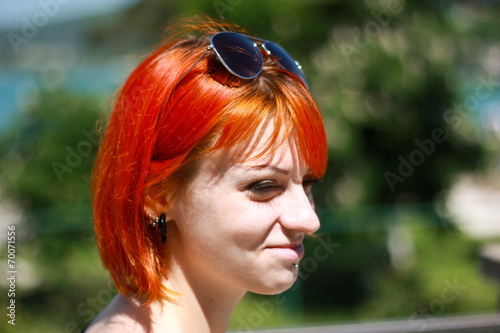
[248,270,298,295]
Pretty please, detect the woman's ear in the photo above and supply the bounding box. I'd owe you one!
[144,193,169,218]
[144,193,172,246]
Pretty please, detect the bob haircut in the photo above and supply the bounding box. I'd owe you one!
[92,17,328,305]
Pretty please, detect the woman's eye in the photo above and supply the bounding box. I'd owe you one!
[246,180,282,200]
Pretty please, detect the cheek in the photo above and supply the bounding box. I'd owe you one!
[177,174,281,247]
[186,198,275,251]
[177,194,234,245]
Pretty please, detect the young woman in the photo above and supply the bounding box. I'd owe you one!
[87,17,327,332]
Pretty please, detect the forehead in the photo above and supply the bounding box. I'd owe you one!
[204,121,307,179]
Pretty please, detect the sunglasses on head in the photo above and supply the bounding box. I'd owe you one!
[182,31,309,89]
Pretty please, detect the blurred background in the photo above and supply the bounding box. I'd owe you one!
[1,0,500,332]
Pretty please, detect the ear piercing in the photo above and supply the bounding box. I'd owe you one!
[293,263,299,269]
[148,213,167,245]
[149,214,159,228]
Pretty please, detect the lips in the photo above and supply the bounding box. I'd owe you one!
[265,243,304,260]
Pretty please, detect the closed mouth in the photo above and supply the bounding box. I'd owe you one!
[265,243,304,260]
[267,243,302,249]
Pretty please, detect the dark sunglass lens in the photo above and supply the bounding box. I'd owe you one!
[211,32,263,79]
[264,42,309,89]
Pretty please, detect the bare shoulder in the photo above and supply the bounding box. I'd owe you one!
[85,295,151,333]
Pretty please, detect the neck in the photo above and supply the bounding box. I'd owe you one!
[148,253,246,332]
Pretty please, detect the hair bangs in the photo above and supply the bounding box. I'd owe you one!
[208,77,327,178]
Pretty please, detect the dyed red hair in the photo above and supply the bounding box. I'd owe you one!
[91,17,327,305]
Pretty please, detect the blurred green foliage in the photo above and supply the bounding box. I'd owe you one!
[0,89,109,332]
[1,90,101,208]
[1,0,499,332]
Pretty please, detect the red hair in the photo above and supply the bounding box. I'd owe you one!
[91,17,327,305]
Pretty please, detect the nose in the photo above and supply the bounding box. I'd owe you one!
[278,184,320,234]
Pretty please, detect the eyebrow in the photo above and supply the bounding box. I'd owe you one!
[243,164,291,175]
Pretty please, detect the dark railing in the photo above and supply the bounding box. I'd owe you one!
[236,313,500,333]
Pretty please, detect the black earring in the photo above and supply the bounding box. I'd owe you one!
[159,213,167,245]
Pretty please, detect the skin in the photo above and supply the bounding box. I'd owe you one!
[86,121,321,332]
